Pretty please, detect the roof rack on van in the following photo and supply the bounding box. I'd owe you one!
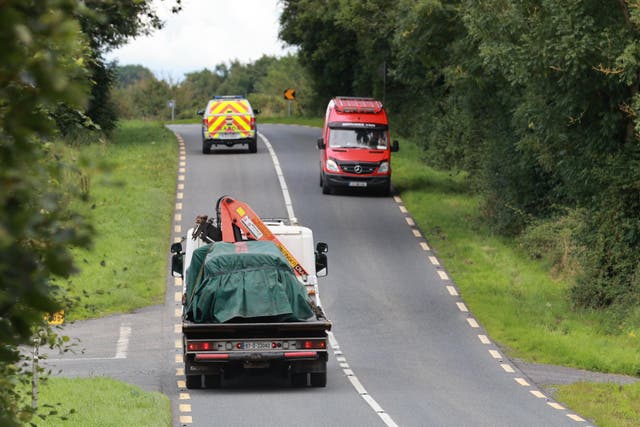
[333,97,383,114]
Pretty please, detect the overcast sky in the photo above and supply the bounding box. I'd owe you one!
[105,0,295,82]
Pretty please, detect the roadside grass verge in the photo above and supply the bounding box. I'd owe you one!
[392,138,639,426]
[34,377,171,427]
[62,120,177,320]
[553,382,640,427]
[392,139,639,376]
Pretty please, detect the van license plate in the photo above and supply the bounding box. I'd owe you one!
[219,133,239,139]
[349,181,367,187]
[243,341,272,350]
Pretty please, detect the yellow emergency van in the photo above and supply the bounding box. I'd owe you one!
[197,96,258,154]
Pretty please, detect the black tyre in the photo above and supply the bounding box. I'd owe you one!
[310,372,327,387]
[321,175,332,195]
[204,374,221,388]
[186,374,202,389]
[202,141,211,154]
[248,138,257,153]
[291,373,308,387]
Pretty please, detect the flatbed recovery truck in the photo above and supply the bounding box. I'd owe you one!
[170,196,331,388]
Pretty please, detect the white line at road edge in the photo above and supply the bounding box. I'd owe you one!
[259,133,399,427]
[46,322,131,362]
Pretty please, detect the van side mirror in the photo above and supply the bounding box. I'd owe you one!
[196,109,205,116]
[253,109,261,115]
[391,140,399,152]
[317,138,325,149]
[315,242,328,277]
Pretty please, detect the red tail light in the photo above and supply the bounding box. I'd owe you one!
[250,117,256,129]
[187,341,213,351]
[302,340,326,349]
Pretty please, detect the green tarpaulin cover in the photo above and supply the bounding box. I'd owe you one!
[184,241,314,323]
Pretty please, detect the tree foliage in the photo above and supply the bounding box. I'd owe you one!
[1,1,93,424]
[279,0,640,309]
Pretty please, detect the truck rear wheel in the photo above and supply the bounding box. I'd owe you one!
[291,372,308,387]
[204,374,221,388]
[310,372,327,387]
[186,374,203,389]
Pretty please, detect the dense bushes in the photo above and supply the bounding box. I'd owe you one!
[280,0,640,309]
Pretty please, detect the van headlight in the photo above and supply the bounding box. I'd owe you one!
[378,161,389,173]
[326,159,339,172]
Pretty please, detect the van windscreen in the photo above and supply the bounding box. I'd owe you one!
[328,127,388,149]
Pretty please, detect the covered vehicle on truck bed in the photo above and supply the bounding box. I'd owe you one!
[184,240,315,323]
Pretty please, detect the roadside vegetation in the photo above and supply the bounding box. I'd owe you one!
[62,121,177,320]
[34,377,171,427]
[392,137,640,426]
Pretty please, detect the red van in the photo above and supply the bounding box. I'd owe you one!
[317,97,399,195]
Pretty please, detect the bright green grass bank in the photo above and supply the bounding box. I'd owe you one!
[34,377,171,427]
[554,382,640,427]
[64,120,178,320]
[393,139,640,376]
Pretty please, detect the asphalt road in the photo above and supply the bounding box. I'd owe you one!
[42,123,596,427]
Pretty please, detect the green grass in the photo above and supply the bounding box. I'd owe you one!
[55,118,638,425]
[553,382,640,427]
[62,120,178,320]
[393,139,640,375]
[33,377,171,427]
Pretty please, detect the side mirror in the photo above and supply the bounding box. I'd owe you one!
[317,138,325,149]
[253,109,261,115]
[391,140,399,152]
[315,242,328,277]
[196,109,205,116]
[171,253,184,278]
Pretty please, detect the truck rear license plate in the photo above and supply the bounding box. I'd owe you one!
[349,181,367,187]
[243,341,272,350]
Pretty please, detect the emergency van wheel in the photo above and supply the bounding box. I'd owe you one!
[310,372,327,387]
[321,175,332,195]
[186,374,203,389]
[202,141,211,154]
[248,138,257,153]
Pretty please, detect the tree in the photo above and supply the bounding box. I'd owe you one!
[0,1,93,425]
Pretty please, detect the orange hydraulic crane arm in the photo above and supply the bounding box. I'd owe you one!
[215,196,309,278]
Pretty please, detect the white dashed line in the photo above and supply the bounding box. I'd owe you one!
[260,131,399,427]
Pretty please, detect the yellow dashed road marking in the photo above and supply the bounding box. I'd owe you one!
[176,368,184,376]
[174,324,181,333]
[175,213,182,221]
[429,256,440,266]
[547,402,565,410]
[174,225,181,233]
[399,206,408,213]
[405,217,415,226]
[478,335,491,344]
[437,271,449,280]
[179,393,190,400]
[500,363,515,373]
[179,416,192,423]
[567,414,585,422]
[530,390,546,399]
[447,286,458,296]
[412,229,422,237]
[179,404,192,412]
[456,302,468,312]
[175,354,183,363]
[177,380,185,388]
[489,350,501,359]
[420,242,430,251]
[467,318,479,328]
[515,378,530,386]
